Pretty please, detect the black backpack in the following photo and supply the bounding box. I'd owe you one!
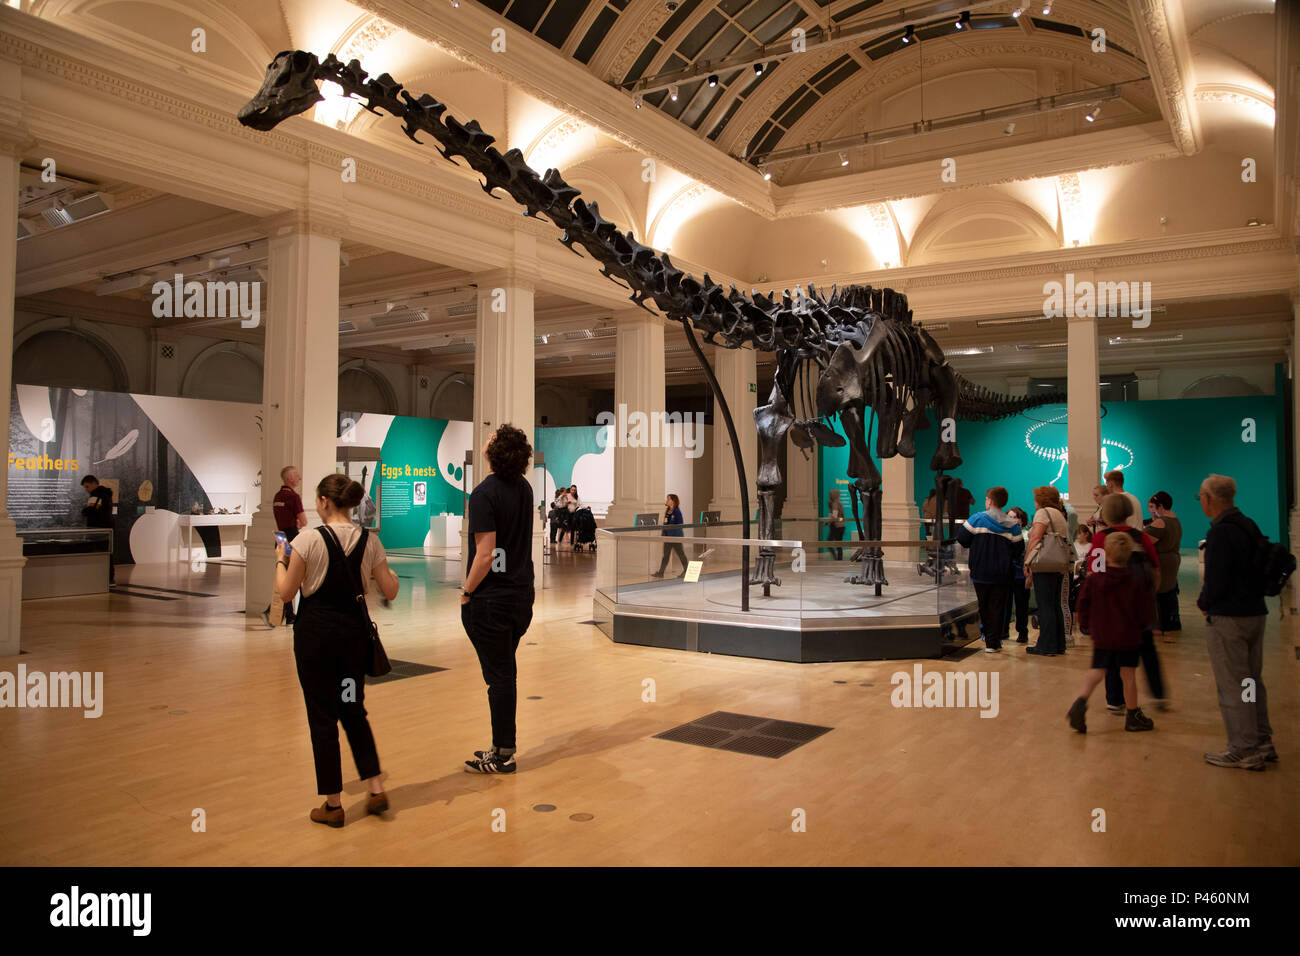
[1221,512,1296,597]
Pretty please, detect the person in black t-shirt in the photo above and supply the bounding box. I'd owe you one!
[461,424,536,774]
[81,475,114,584]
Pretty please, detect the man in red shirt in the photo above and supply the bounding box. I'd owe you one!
[1087,493,1166,712]
[263,465,307,627]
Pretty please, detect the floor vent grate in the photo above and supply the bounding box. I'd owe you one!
[653,711,832,759]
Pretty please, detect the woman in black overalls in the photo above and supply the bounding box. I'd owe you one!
[275,474,400,828]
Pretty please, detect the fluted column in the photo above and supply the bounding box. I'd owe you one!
[605,310,665,527]
[245,211,342,618]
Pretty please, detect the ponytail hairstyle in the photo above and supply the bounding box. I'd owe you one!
[485,424,533,482]
[316,473,364,512]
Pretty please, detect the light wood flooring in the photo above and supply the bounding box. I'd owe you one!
[1,549,1296,866]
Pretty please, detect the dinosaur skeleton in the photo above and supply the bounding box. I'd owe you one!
[237,50,1065,601]
[1024,411,1133,487]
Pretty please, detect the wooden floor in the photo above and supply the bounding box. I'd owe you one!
[2,548,1296,866]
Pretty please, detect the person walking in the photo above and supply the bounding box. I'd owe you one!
[1144,491,1183,643]
[1025,485,1070,656]
[1089,494,1167,713]
[1003,506,1032,645]
[651,493,688,577]
[263,465,308,627]
[827,488,846,561]
[80,474,115,584]
[274,474,400,827]
[1197,474,1275,771]
[1067,533,1156,734]
[956,486,1023,654]
[461,424,537,774]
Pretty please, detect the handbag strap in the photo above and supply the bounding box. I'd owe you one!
[321,525,375,629]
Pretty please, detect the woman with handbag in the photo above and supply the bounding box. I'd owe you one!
[1024,485,1071,656]
[275,474,400,828]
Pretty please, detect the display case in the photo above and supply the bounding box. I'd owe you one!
[593,521,979,662]
[19,528,112,599]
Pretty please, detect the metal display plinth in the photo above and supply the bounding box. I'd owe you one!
[593,560,981,663]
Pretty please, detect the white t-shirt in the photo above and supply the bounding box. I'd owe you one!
[293,522,388,597]
[1120,491,1143,528]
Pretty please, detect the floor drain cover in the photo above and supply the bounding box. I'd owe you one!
[569,813,594,822]
[527,696,542,700]
[833,680,847,684]
[533,804,557,813]
[654,711,832,759]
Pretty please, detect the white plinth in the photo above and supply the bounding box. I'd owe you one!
[429,514,463,548]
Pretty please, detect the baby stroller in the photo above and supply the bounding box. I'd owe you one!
[571,507,598,552]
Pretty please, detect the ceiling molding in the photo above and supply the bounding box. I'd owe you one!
[1128,0,1202,156]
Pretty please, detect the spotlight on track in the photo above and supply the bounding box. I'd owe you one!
[1084,103,1100,122]
[760,165,772,181]
[753,63,764,76]
[901,25,914,43]
[839,151,849,167]
[634,94,642,109]
[708,74,718,87]
[955,10,970,29]
[1012,4,1024,18]
[669,84,679,101]
[1042,2,1052,13]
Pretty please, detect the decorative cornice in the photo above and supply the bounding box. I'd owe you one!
[604,3,674,85]
[1129,0,1201,156]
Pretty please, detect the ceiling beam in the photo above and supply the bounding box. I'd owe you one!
[1127,0,1202,156]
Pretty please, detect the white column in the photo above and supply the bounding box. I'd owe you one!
[605,310,665,527]
[464,250,543,583]
[707,345,758,526]
[245,212,341,618]
[1067,313,1101,512]
[0,146,26,655]
[1134,367,1162,400]
[881,454,918,565]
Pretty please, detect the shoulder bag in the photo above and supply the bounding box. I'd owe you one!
[1027,508,1071,573]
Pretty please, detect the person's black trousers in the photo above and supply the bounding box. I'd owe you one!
[657,541,688,575]
[974,582,1009,649]
[1156,586,1181,632]
[1002,580,1030,641]
[293,612,380,795]
[462,590,535,751]
[1105,630,1166,705]
[827,525,845,560]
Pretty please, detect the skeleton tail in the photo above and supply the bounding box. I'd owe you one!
[952,370,1065,422]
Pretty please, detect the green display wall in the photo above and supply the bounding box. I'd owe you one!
[376,416,461,549]
[819,394,1285,543]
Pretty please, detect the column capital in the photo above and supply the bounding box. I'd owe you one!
[475,268,538,292]
[1134,367,1162,382]
[261,208,347,242]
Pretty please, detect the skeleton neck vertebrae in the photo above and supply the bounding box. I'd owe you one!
[238,51,1064,595]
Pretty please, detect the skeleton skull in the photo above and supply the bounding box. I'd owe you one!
[237,50,325,130]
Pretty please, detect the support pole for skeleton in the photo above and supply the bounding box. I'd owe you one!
[681,318,750,612]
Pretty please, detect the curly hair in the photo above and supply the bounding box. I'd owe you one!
[486,424,532,482]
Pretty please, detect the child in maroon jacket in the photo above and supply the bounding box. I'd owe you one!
[1067,534,1156,734]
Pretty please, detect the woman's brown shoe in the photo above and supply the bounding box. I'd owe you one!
[366,792,389,815]
[310,801,344,828]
